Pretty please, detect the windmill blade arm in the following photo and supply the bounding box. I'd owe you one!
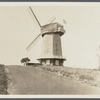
[46,16,56,24]
[29,7,41,28]
[50,17,56,23]
[26,33,41,51]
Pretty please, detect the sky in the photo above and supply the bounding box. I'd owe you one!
[0,3,100,69]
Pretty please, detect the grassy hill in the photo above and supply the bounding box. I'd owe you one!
[5,65,100,94]
[0,64,100,94]
[37,65,100,88]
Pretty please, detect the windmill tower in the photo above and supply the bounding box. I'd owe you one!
[26,7,66,66]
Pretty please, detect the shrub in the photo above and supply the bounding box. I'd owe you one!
[79,75,94,81]
[0,65,7,94]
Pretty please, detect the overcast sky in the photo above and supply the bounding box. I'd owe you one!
[0,3,100,69]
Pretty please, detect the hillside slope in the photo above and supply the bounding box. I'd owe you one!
[39,66,100,88]
[6,65,100,95]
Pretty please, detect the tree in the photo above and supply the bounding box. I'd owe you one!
[20,57,30,66]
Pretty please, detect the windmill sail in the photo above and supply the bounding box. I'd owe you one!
[46,16,56,24]
[29,7,41,28]
[27,8,40,30]
[26,34,41,51]
[26,7,42,51]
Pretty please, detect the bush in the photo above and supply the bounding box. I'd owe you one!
[40,65,99,87]
[0,65,7,94]
[79,75,94,81]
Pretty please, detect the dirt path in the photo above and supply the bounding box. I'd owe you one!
[6,65,100,95]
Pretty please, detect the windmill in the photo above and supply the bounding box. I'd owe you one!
[26,7,66,66]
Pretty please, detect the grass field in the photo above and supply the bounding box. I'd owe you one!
[37,65,100,88]
[0,64,100,94]
[5,65,100,94]
[0,65,7,94]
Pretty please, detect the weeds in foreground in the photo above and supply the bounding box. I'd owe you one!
[0,65,7,94]
[37,65,100,88]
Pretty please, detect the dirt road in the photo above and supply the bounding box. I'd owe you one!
[6,65,100,95]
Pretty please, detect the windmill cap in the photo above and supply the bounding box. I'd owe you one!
[41,22,65,36]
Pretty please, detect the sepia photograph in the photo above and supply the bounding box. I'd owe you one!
[0,2,100,96]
